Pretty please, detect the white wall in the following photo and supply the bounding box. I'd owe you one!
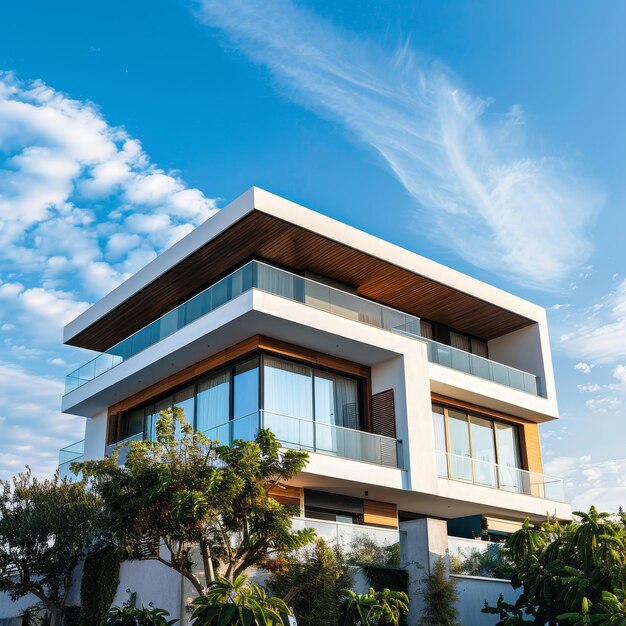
[452,575,521,626]
[83,410,107,460]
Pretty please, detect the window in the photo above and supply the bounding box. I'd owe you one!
[433,403,523,484]
[304,489,364,525]
[422,320,488,358]
[115,352,364,448]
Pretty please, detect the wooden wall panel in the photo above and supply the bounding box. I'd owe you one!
[268,484,303,508]
[363,500,398,528]
[520,423,543,475]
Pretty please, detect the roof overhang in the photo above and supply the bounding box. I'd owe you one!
[64,187,539,351]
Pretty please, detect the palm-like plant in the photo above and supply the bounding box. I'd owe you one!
[106,605,179,626]
[339,587,409,626]
[190,575,291,626]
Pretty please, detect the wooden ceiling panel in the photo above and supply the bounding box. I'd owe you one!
[69,211,533,351]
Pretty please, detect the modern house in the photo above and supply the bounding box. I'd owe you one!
[54,187,570,624]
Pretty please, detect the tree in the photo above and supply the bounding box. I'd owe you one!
[190,575,291,626]
[483,507,626,625]
[418,557,460,626]
[339,587,409,626]
[267,538,352,625]
[76,408,314,595]
[0,470,101,626]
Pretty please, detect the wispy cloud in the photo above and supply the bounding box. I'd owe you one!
[0,71,219,474]
[544,455,626,513]
[194,0,603,289]
[563,279,626,364]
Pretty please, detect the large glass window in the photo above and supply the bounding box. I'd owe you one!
[196,368,230,435]
[433,404,523,487]
[116,352,363,449]
[233,357,259,440]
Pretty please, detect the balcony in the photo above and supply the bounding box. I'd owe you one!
[423,339,543,396]
[106,411,403,469]
[436,450,564,502]
[58,439,84,480]
[291,517,402,562]
[448,536,508,579]
[64,260,544,398]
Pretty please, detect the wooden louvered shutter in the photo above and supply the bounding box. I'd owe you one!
[371,389,396,438]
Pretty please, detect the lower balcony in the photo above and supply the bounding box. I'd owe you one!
[105,411,403,469]
[436,450,564,502]
[58,439,84,480]
[292,516,402,563]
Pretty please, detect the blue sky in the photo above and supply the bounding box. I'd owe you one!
[0,0,625,511]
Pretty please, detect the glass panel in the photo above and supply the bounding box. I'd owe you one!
[174,386,195,438]
[470,416,497,487]
[122,408,144,440]
[196,369,231,436]
[233,358,259,441]
[448,410,472,481]
[495,423,522,492]
[152,396,173,440]
[264,356,313,447]
[144,404,157,442]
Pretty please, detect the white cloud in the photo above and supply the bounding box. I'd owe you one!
[574,362,595,374]
[194,0,603,290]
[0,72,220,475]
[585,395,621,413]
[0,361,84,479]
[543,455,626,513]
[613,364,626,385]
[563,279,626,364]
[577,384,601,393]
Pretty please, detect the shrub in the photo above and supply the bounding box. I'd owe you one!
[418,557,459,626]
[267,538,351,626]
[106,606,178,626]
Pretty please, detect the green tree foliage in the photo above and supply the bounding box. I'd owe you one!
[418,557,460,626]
[482,507,626,625]
[79,545,122,626]
[339,587,409,626]
[106,606,178,626]
[267,538,352,626]
[76,408,314,595]
[0,470,101,626]
[189,574,291,626]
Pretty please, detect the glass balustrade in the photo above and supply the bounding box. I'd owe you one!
[104,411,402,469]
[64,261,421,394]
[64,260,544,398]
[58,439,84,480]
[423,338,543,396]
[436,450,564,501]
[291,517,401,561]
[448,536,509,579]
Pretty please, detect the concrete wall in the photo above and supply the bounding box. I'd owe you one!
[452,575,521,626]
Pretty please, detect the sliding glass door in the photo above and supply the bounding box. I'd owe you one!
[433,403,523,489]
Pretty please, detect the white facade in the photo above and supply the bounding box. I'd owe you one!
[8,188,571,625]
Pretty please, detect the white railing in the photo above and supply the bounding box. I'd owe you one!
[436,450,564,501]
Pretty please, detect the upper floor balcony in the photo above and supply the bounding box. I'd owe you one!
[64,261,545,398]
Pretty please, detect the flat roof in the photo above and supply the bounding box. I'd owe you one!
[64,187,541,351]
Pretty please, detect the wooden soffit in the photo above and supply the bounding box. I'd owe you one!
[69,211,533,351]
